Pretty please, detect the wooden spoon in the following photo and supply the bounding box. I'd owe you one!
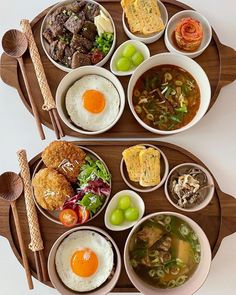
[2,29,45,140]
[0,172,33,290]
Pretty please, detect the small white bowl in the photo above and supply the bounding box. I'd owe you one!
[104,190,145,231]
[56,65,125,135]
[164,163,215,212]
[40,0,116,72]
[124,211,212,295]
[127,52,211,135]
[48,226,121,295]
[164,10,212,59]
[110,40,150,76]
[122,0,168,44]
[120,144,169,193]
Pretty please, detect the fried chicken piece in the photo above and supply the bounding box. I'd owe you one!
[32,168,74,211]
[41,141,86,182]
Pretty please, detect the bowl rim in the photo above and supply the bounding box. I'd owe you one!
[56,65,126,135]
[40,0,117,72]
[110,39,150,76]
[122,0,168,42]
[104,189,145,231]
[164,162,215,212]
[127,52,211,135]
[32,146,112,225]
[120,144,169,193]
[48,226,122,295]
[124,211,212,294]
[164,9,213,57]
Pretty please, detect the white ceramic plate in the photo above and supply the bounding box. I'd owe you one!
[110,40,150,76]
[40,0,116,72]
[56,66,125,135]
[104,190,145,231]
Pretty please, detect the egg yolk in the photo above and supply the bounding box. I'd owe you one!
[71,248,98,277]
[83,89,106,113]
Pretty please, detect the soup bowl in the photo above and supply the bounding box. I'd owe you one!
[127,53,211,135]
[124,211,211,295]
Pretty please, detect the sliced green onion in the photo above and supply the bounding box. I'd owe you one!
[147,113,154,121]
[164,216,171,224]
[165,224,171,232]
[131,259,138,268]
[179,224,190,236]
[175,80,183,86]
[134,89,140,97]
[134,105,142,114]
[167,280,176,288]
[196,244,201,253]
[176,275,187,286]
[149,269,156,277]
[164,72,172,81]
[156,269,165,278]
[194,253,200,263]
[156,214,164,221]
[149,250,159,257]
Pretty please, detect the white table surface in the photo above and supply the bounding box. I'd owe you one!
[0,0,236,294]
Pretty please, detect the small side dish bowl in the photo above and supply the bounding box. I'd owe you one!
[120,144,169,193]
[164,10,212,59]
[104,190,145,231]
[127,52,211,135]
[56,65,125,135]
[164,163,215,212]
[40,0,116,72]
[48,226,121,295]
[110,40,150,76]
[122,0,168,44]
[124,211,212,295]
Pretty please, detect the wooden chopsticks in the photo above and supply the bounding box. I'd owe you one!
[20,19,64,139]
[17,149,49,283]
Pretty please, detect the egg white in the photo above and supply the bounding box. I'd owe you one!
[55,230,114,292]
[65,75,120,131]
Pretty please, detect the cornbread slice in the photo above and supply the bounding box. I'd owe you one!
[139,147,161,187]
[136,0,164,35]
[122,145,146,182]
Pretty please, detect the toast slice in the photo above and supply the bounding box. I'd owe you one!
[139,147,161,187]
[122,145,146,182]
[121,0,143,33]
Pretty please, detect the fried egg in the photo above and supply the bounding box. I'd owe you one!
[65,75,120,131]
[55,230,114,292]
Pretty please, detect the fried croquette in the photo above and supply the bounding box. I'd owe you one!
[42,141,86,182]
[32,168,74,211]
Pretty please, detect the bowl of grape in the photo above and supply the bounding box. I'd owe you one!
[110,40,150,76]
[104,190,145,231]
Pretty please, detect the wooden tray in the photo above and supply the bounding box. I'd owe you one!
[1,0,236,138]
[0,141,235,292]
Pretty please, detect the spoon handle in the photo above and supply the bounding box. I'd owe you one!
[11,201,34,290]
[17,57,45,140]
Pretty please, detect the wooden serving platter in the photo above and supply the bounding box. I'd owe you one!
[0,141,235,292]
[1,0,236,138]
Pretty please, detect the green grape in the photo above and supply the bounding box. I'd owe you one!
[118,195,131,210]
[116,57,132,71]
[122,44,136,58]
[132,51,144,66]
[110,209,124,225]
[124,207,139,221]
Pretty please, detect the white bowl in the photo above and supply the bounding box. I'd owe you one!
[164,10,212,59]
[40,0,116,72]
[164,163,215,212]
[127,52,211,135]
[120,144,169,193]
[110,40,150,76]
[122,0,168,44]
[124,211,212,295]
[48,226,121,295]
[56,66,125,135]
[104,190,145,231]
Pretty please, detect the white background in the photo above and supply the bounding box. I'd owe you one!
[0,0,236,294]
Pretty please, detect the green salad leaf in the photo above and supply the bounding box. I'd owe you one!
[78,156,110,186]
[78,193,103,215]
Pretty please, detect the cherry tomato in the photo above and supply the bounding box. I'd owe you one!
[59,209,78,227]
[77,206,90,224]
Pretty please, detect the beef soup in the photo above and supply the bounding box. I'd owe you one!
[132,64,200,131]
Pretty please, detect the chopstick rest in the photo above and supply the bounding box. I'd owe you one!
[17,149,49,282]
[20,19,64,139]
